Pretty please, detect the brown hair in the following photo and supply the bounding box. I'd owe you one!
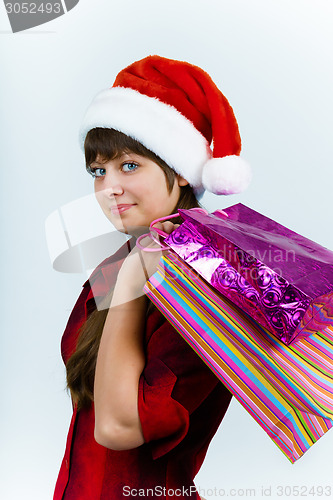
[66,128,201,410]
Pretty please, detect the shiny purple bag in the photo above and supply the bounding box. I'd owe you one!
[164,203,333,345]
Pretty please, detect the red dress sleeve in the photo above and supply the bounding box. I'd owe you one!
[138,307,225,460]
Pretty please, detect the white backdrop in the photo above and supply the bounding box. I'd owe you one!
[1,1,333,499]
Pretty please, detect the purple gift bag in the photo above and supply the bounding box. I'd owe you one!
[164,203,333,345]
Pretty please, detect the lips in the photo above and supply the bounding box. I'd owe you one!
[110,204,136,215]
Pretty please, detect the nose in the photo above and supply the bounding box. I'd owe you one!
[100,170,124,197]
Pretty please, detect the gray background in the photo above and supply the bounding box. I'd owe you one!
[5,1,64,33]
[1,0,333,499]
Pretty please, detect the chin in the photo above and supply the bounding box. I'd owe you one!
[104,212,128,232]
[108,219,149,236]
[103,210,150,235]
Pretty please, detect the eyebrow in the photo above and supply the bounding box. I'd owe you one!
[90,152,133,167]
[90,160,105,166]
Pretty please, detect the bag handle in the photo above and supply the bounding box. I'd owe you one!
[136,213,180,252]
[136,208,228,252]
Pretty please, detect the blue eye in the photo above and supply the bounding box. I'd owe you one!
[122,162,138,172]
[86,166,106,178]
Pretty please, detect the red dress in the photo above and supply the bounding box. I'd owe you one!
[53,243,232,500]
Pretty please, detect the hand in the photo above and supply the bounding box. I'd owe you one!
[112,221,179,306]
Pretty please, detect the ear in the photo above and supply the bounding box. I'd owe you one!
[176,175,189,187]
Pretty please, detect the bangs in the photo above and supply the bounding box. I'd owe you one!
[84,128,177,192]
[85,128,160,166]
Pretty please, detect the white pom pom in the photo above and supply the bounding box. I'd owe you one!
[202,155,252,195]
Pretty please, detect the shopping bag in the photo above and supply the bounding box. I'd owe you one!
[164,204,333,345]
[144,252,333,463]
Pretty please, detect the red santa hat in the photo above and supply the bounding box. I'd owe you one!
[80,55,251,196]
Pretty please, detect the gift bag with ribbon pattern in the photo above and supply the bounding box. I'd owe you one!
[144,252,333,462]
[140,203,333,462]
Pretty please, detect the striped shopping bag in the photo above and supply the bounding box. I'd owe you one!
[144,252,333,463]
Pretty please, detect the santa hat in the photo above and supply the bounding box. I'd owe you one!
[79,55,251,196]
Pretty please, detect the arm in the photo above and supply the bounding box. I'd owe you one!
[93,223,175,450]
[93,263,147,450]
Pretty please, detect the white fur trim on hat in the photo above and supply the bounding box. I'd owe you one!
[202,156,252,195]
[79,87,212,190]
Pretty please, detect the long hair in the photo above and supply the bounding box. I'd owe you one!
[66,128,201,410]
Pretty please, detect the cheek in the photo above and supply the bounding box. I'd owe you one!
[94,186,109,213]
[94,187,103,205]
[154,178,179,203]
[94,181,100,196]
[144,174,172,199]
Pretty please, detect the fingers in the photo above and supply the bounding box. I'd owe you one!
[154,221,179,235]
[137,235,155,248]
[135,219,179,254]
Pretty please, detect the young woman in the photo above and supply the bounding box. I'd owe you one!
[53,55,251,500]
